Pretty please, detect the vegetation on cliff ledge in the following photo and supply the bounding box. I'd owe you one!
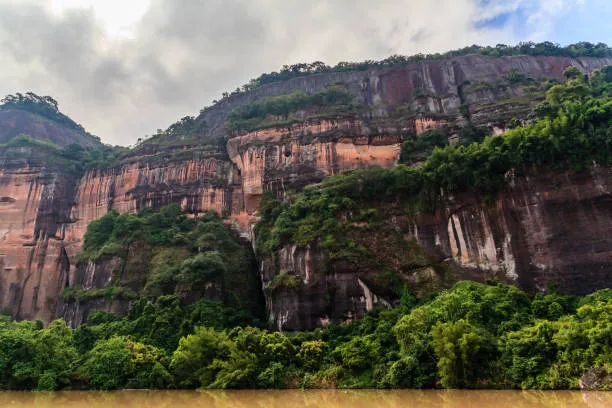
[256,66,612,255]
[76,205,263,318]
[0,92,127,170]
[0,282,610,390]
[0,133,126,172]
[0,92,94,137]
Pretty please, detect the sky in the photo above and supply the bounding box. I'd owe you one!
[0,0,609,146]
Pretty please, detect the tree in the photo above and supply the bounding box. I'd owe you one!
[501,321,559,389]
[170,327,231,388]
[79,336,133,390]
[178,252,227,289]
[431,319,494,388]
[35,319,78,390]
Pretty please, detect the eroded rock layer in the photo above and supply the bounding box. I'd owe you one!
[227,119,401,212]
[0,165,75,322]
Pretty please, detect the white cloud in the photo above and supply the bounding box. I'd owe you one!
[0,0,582,146]
[49,0,151,38]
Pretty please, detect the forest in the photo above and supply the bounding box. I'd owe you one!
[1,281,610,390]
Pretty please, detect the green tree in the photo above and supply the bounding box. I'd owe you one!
[79,336,133,390]
[170,327,231,388]
[431,319,495,388]
[501,321,560,389]
[35,319,78,390]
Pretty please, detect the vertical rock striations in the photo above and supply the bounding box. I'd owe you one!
[0,160,76,322]
[261,167,612,331]
[226,119,401,212]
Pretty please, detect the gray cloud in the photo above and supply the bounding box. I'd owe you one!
[0,0,542,145]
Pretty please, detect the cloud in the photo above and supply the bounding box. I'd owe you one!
[0,0,587,146]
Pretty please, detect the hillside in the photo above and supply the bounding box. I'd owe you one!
[0,92,102,148]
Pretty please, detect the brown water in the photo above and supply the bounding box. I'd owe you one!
[0,390,610,408]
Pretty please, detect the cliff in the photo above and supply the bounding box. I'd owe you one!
[0,53,611,326]
[196,54,612,139]
[261,167,612,331]
[0,152,77,322]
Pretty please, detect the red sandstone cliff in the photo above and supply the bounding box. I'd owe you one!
[0,54,611,325]
[0,162,76,321]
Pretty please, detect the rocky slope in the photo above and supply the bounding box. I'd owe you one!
[0,97,102,148]
[0,54,611,325]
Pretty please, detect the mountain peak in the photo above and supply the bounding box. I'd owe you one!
[0,92,101,148]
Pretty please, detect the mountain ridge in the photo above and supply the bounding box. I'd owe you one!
[0,48,610,331]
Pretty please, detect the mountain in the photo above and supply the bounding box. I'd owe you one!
[0,44,611,331]
[0,92,102,148]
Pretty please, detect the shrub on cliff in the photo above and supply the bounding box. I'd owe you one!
[399,129,448,164]
[74,204,265,352]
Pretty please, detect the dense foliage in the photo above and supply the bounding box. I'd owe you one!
[1,282,610,390]
[206,42,611,104]
[77,205,263,317]
[256,66,612,254]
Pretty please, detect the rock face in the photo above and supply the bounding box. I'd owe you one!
[580,367,612,391]
[417,168,612,295]
[58,257,131,327]
[227,119,401,212]
[0,54,611,326]
[0,145,242,322]
[65,152,240,246]
[262,167,612,331]
[0,160,76,322]
[197,55,612,140]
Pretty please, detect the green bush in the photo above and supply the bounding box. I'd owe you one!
[400,129,448,164]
